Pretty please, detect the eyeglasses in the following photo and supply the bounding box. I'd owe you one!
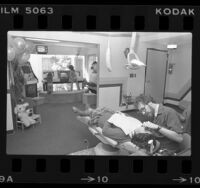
[139,106,147,114]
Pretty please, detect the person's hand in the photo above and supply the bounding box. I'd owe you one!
[142,121,159,130]
[134,126,147,134]
[128,130,135,139]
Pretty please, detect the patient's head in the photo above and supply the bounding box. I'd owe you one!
[131,132,158,154]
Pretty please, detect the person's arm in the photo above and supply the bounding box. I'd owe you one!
[158,126,183,143]
[143,122,183,143]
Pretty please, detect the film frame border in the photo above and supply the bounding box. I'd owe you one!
[0,4,199,184]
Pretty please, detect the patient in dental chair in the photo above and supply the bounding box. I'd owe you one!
[72,106,160,155]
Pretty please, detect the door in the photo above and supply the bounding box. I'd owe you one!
[145,49,168,103]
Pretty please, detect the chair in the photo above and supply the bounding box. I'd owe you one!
[87,104,191,156]
[88,127,121,155]
[177,103,191,135]
[16,108,42,131]
[169,103,191,156]
[89,127,118,147]
[88,126,160,155]
[176,133,191,156]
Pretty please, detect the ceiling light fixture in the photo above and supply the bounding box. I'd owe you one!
[25,37,60,43]
[167,44,177,49]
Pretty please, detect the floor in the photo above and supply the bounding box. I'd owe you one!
[7,102,99,155]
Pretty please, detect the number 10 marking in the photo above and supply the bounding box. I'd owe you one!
[189,177,200,184]
[97,176,109,183]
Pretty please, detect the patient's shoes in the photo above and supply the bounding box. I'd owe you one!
[77,116,91,125]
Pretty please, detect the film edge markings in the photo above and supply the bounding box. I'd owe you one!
[0,3,197,184]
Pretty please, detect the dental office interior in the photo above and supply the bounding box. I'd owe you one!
[6,32,191,155]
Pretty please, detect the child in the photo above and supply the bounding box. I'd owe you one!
[68,65,80,91]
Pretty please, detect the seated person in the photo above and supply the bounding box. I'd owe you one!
[72,92,185,156]
[72,106,160,155]
[134,94,184,155]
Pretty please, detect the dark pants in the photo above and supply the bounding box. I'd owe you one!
[47,83,53,94]
[43,82,47,91]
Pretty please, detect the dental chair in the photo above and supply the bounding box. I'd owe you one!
[88,126,124,155]
[176,104,191,156]
[88,126,160,156]
[176,133,191,156]
[88,125,191,156]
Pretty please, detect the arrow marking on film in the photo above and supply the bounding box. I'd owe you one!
[81,176,95,182]
[172,177,187,183]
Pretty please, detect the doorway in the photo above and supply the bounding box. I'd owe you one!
[7,32,101,155]
[144,48,168,103]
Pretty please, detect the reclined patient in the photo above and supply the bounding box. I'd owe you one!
[72,106,161,155]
